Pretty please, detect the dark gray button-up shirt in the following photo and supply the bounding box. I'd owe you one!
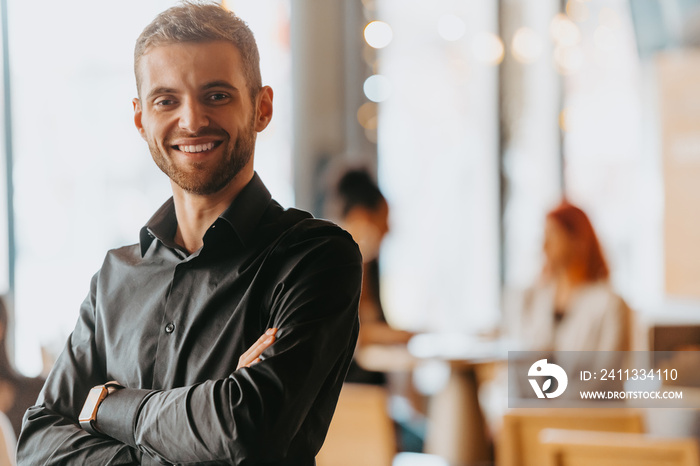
[17,173,362,465]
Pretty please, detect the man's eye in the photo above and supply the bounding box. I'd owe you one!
[209,93,230,102]
[154,99,175,106]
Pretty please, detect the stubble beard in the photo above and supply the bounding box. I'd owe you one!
[149,116,256,196]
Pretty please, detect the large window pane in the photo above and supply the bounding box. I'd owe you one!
[376,0,500,332]
[560,0,659,310]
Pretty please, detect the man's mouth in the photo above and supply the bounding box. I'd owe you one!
[173,141,222,153]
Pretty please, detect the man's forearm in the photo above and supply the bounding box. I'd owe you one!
[17,404,140,465]
[95,322,355,465]
[95,374,289,464]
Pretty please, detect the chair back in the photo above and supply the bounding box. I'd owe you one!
[496,408,644,466]
[540,428,700,466]
[316,383,396,466]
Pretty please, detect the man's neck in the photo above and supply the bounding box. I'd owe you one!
[171,169,254,254]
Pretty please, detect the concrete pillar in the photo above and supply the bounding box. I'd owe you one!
[291,0,376,214]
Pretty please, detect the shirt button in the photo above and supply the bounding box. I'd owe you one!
[165,322,175,334]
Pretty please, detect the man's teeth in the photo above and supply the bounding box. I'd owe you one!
[179,142,215,153]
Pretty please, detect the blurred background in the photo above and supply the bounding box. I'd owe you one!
[1,0,700,465]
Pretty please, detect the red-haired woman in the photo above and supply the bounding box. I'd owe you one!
[481,206,631,429]
[513,201,632,352]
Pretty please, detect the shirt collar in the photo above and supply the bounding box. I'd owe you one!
[218,171,272,246]
[139,172,272,257]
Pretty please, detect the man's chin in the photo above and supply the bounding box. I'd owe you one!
[173,180,228,196]
[170,170,240,196]
[152,145,252,196]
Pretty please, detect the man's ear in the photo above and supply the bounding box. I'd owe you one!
[254,86,274,132]
[133,98,146,140]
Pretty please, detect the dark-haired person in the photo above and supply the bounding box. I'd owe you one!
[329,169,425,451]
[16,3,361,465]
[331,170,413,378]
[511,201,631,352]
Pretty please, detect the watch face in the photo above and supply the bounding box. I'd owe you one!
[78,386,108,422]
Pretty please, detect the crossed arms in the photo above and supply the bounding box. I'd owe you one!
[17,231,361,465]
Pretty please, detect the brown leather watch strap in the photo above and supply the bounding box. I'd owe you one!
[78,382,124,436]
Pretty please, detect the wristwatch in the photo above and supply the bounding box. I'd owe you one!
[78,381,124,436]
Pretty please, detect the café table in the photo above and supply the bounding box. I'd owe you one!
[407,333,510,466]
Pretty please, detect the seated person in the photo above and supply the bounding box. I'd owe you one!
[328,169,413,384]
[506,201,631,352]
[481,202,632,432]
[328,169,424,451]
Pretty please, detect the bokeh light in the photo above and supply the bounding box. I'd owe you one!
[471,32,504,65]
[550,13,582,46]
[357,102,379,129]
[363,74,392,102]
[511,27,543,64]
[364,20,393,49]
[566,0,590,23]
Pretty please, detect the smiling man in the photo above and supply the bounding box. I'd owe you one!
[16,3,361,465]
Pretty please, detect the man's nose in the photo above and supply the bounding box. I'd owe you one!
[178,99,209,133]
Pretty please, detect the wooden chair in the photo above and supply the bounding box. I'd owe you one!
[316,383,396,466]
[540,428,700,466]
[496,408,644,466]
[649,324,700,386]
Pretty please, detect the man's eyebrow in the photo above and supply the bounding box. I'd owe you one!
[144,82,239,100]
[146,87,177,100]
[202,81,240,92]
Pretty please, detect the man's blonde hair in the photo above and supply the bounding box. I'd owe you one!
[134,1,261,99]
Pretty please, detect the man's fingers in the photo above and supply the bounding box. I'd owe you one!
[247,358,261,368]
[239,336,275,368]
[237,328,278,370]
[244,328,277,359]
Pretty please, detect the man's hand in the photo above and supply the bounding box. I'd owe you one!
[237,328,277,370]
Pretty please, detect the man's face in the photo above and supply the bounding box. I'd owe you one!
[133,41,272,195]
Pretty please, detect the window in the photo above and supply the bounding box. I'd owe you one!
[374,0,501,332]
